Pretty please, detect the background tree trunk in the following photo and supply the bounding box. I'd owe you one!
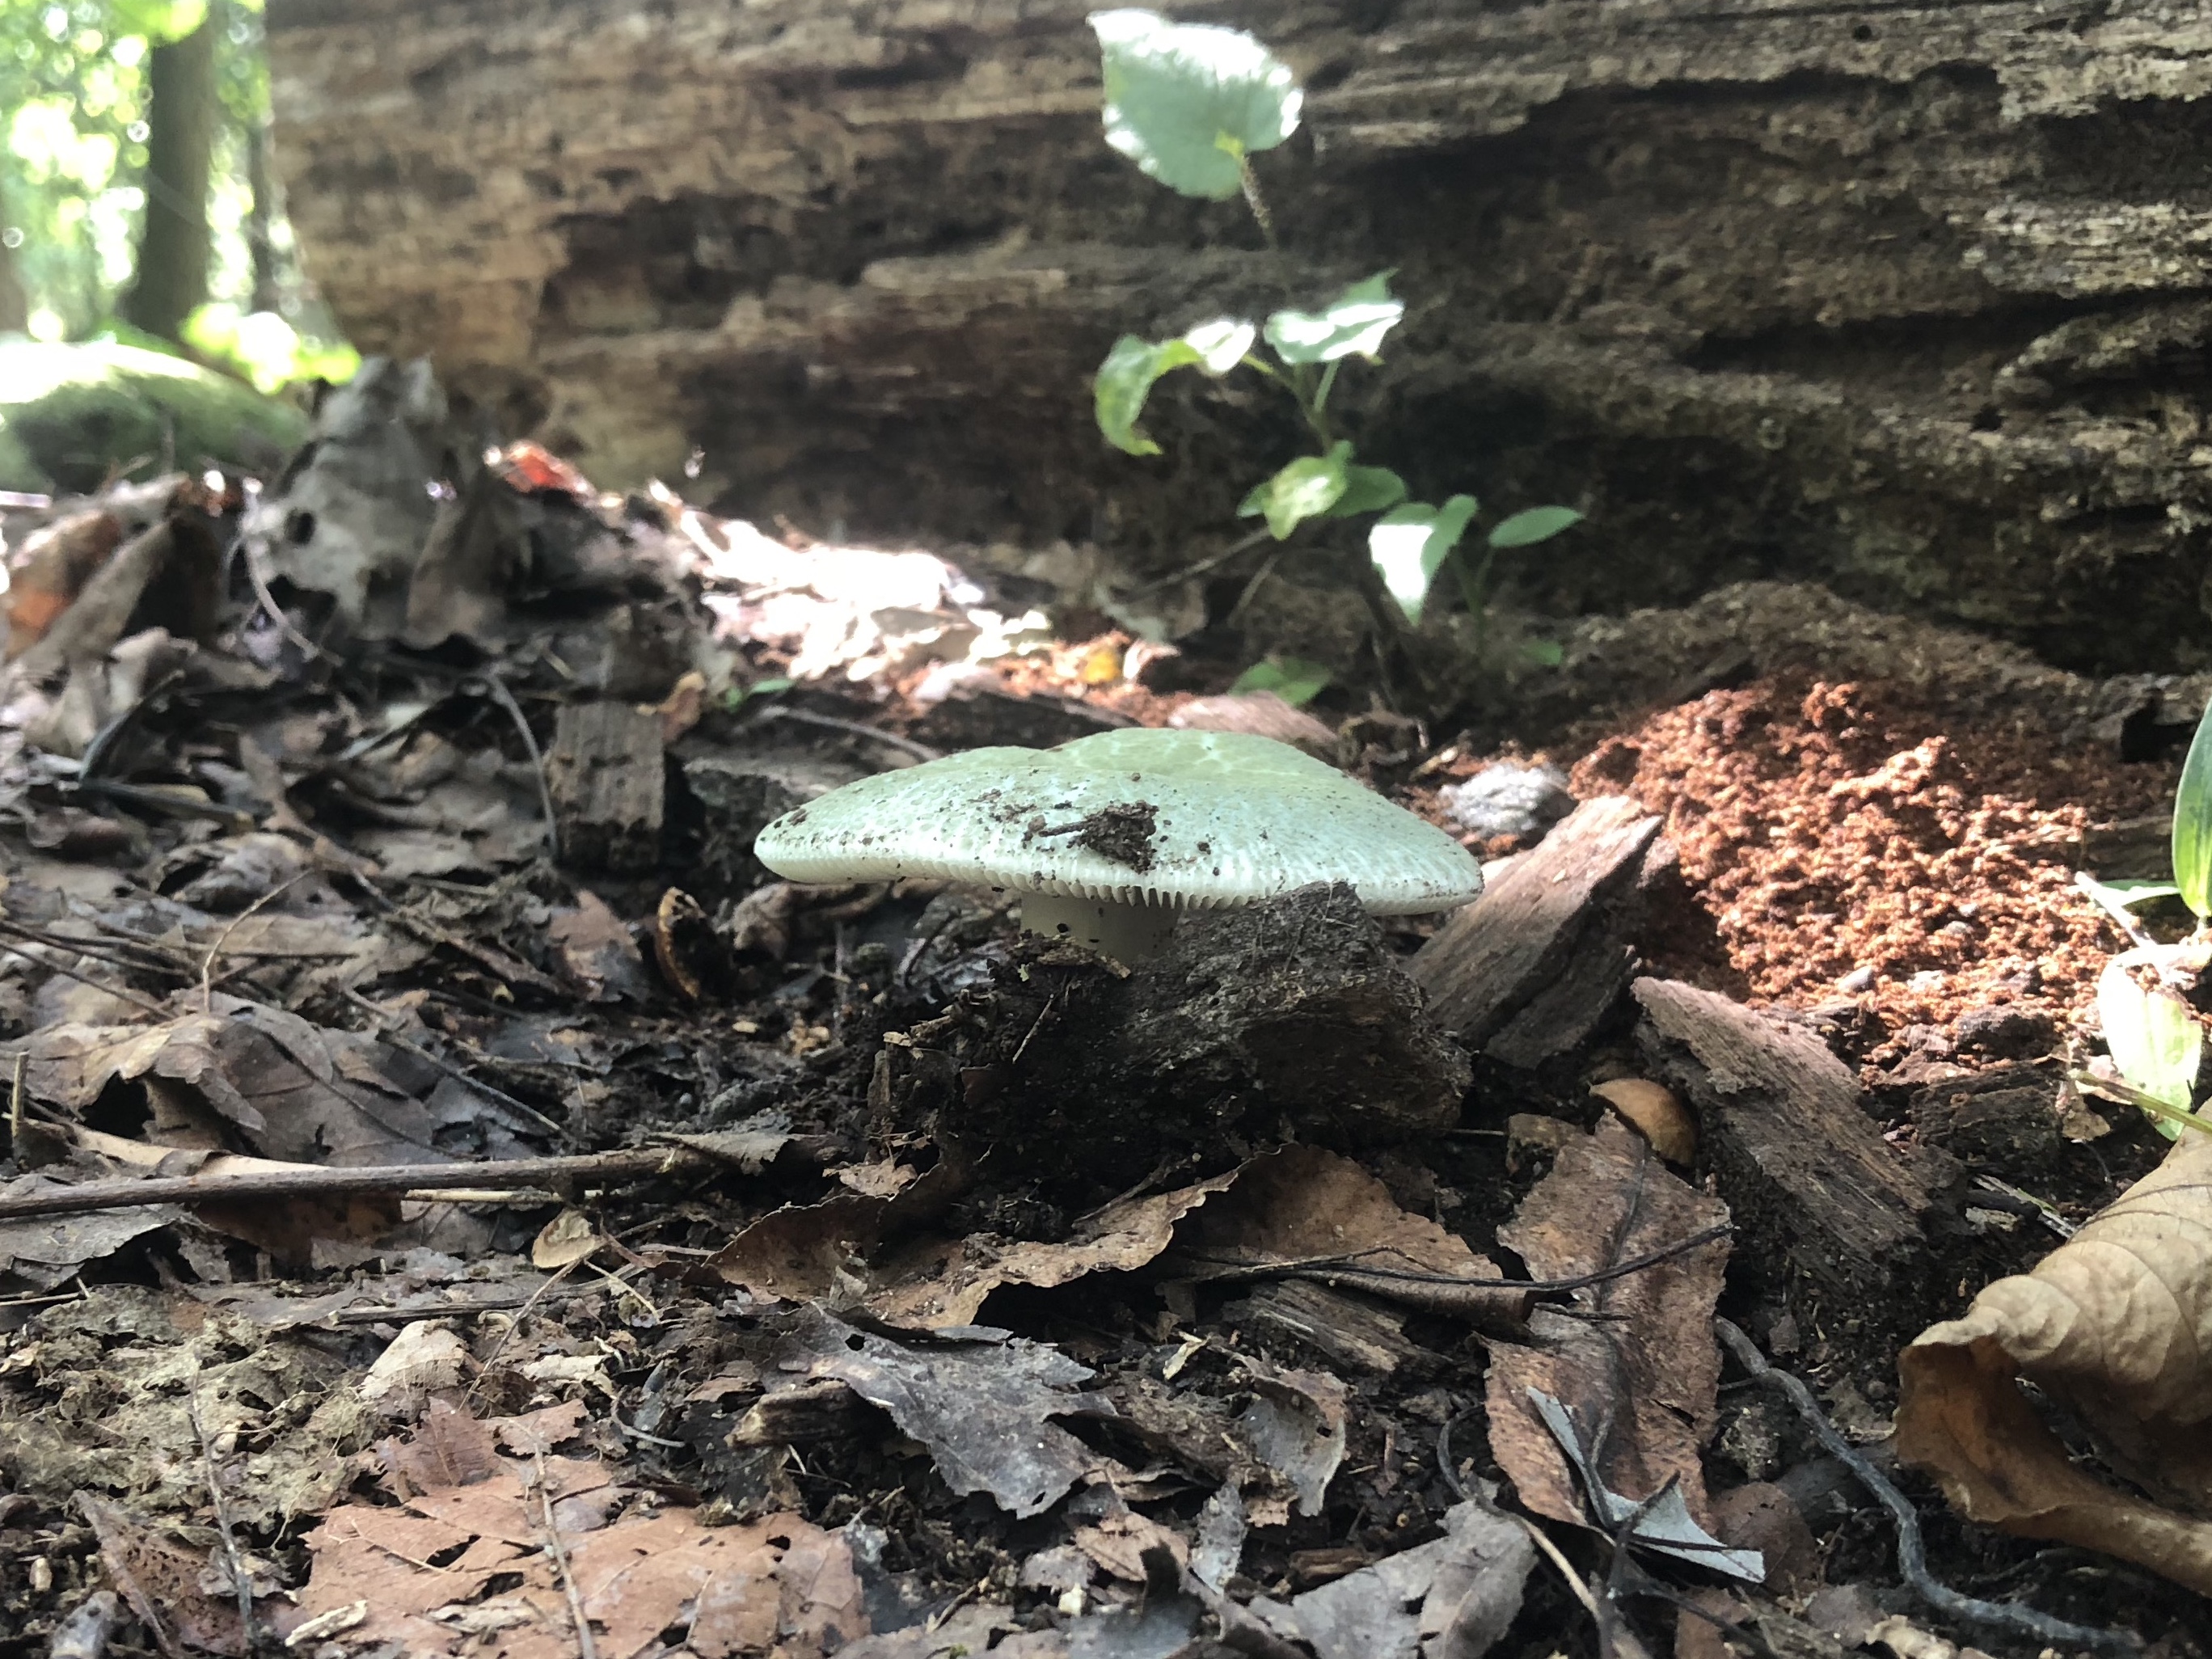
[246,116,281,317]
[121,15,217,344]
[265,1,2212,676]
[0,202,27,336]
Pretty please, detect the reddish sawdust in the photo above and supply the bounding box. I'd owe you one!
[1570,679,2177,1045]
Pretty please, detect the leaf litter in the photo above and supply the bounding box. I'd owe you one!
[1,372,2207,1657]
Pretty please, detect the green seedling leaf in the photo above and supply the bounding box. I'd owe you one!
[1231,656,1332,707]
[1522,638,1566,668]
[1095,319,1252,456]
[2083,877,2185,911]
[1239,441,1353,539]
[1264,272,1406,365]
[2099,958,2203,1138]
[1091,9,1302,201]
[1369,495,1478,625]
[1487,505,1585,548]
[723,677,795,711]
[2175,695,2212,920]
[1326,464,1408,518]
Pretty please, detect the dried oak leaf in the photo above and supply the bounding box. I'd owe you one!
[1484,1117,1733,1540]
[1898,1125,2212,1593]
[302,1408,866,1657]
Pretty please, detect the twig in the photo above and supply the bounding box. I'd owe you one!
[529,1444,599,1659]
[1713,1318,2141,1657]
[342,990,579,1146]
[0,914,190,978]
[188,1368,256,1647]
[201,873,307,1012]
[1113,525,1273,604]
[0,943,171,1017]
[745,703,942,763]
[7,1049,23,1153]
[475,673,561,860]
[239,532,340,665]
[0,1146,713,1222]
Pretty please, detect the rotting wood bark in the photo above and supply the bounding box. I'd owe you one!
[547,700,665,873]
[270,1,2212,672]
[1411,795,1664,1067]
[1634,977,1962,1325]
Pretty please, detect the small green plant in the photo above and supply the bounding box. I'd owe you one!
[1230,655,1331,706]
[2083,699,2212,1138]
[1087,9,1581,632]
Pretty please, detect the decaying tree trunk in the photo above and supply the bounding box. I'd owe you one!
[268,1,2212,673]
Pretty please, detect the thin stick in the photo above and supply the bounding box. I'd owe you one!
[0,1147,711,1222]
[343,990,578,1146]
[201,873,307,1012]
[239,534,339,664]
[1713,1318,2139,1657]
[529,1444,599,1659]
[479,674,561,860]
[188,1369,256,1647]
[746,704,942,763]
[0,944,171,1018]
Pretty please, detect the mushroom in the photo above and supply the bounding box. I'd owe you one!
[751,727,1482,961]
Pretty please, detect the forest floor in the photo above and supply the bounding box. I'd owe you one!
[0,403,2206,1659]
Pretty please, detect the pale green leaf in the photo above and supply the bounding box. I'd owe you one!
[1239,441,1353,538]
[1487,505,1584,548]
[1326,464,1408,517]
[1264,272,1405,365]
[1231,656,1332,707]
[1368,495,1478,624]
[1095,334,1203,456]
[1182,317,1256,374]
[112,0,209,41]
[2100,959,2203,1138]
[1091,9,1302,201]
[2176,697,2212,919]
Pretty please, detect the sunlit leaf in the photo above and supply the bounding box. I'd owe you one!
[1487,505,1584,548]
[1231,656,1332,707]
[1523,638,1566,668]
[1264,272,1404,365]
[2176,697,2212,920]
[1368,495,1477,624]
[1238,441,1352,538]
[2100,958,2204,1138]
[1325,463,1407,517]
[1182,316,1256,374]
[1090,9,1301,201]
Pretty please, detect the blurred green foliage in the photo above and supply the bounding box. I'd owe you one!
[1,0,350,388]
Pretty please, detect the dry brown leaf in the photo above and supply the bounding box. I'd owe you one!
[1593,1079,1696,1165]
[1484,1117,1732,1534]
[1898,1125,2212,1594]
[302,1405,867,1657]
[530,1208,604,1270]
[1168,1145,1505,1290]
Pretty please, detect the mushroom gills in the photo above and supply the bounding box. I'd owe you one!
[1018,893,1179,962]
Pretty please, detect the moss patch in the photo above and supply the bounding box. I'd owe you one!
[0,340,308,493]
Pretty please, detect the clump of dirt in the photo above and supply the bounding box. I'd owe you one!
[1572,678,2179,1048]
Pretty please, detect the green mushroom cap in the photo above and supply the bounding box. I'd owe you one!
[751,727,1483,915]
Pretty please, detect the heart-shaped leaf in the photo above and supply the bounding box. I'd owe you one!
[1265,272,1405,365]
[1239,441,1353,538]
[1325,464,1408,518]
[1091,9,1302,201]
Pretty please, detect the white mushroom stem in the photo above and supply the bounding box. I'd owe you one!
[1018,893,1180,963]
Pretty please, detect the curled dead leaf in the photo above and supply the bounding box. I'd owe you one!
[1591,1078,1695,1165]
[1898,1127,2212,1593]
